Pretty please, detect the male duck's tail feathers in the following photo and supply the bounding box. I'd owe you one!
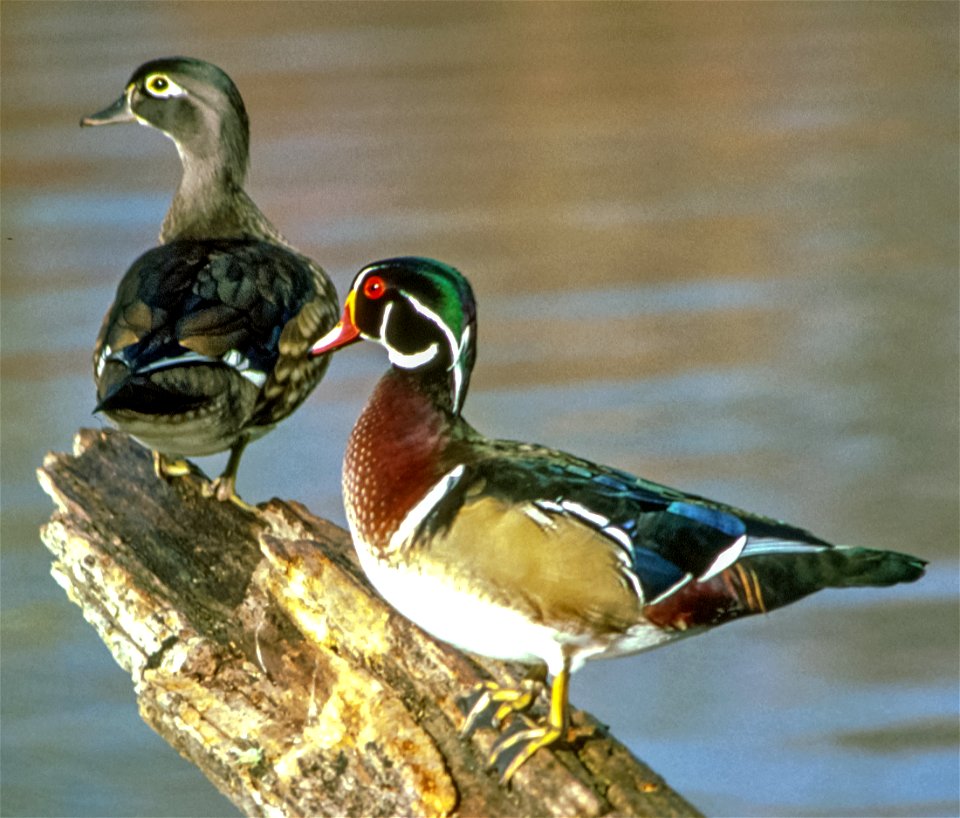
[736,544,927,614]
[643,543,926,632]
[820,546,927,588]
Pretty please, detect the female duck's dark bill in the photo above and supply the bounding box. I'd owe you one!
[81,88,136,127]
[309,292,361,357]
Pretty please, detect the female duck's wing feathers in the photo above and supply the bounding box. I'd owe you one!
[95,237,336,424]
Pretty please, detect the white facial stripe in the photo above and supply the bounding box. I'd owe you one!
[388,343,439,369]
[451,324,470,412]
[406,294,470,411]
[380,302,441,368]
[372,283,471,411]
[377,300,393,343]
[405,294,467,372]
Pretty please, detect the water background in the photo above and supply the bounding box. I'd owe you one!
[2,3,957,816]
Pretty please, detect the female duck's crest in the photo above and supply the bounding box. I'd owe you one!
[311,257,477,413]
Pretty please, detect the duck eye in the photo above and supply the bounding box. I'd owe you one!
[143,73,185,98]
[362,275,387,300]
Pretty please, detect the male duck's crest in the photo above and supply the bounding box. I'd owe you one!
[311,257,477,414]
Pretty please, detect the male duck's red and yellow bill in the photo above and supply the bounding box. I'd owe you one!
[309,290,361,357]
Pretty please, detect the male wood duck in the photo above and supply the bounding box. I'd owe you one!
[309,257,927,783]
[82,57,338,505]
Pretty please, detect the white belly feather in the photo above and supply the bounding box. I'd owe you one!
[350,522,685,676]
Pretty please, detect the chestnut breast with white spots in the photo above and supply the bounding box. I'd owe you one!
[343,369,457,553]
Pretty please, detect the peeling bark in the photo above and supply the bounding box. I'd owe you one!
[38,428,703,818]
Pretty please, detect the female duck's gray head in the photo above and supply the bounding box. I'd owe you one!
[82,57,249,182]
[81,57,282,242]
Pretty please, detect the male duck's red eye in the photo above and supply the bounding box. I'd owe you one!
[362,275,386,300]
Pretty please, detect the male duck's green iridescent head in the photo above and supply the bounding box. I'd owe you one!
[81,57,249,179]
[310,257,477,413]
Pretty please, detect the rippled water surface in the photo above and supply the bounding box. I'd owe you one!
[2,3,957,816]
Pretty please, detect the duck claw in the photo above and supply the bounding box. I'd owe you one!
[460,674,544,737]
[488,718,565,784]
[203,475,257,512]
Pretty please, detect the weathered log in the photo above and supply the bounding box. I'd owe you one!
[37,428,703,818]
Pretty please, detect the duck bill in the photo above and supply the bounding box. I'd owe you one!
[81,88,136,127]
[309,293,361,358]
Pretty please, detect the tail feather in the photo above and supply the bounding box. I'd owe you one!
[743,545,926,612]
[96,375,208,416]
[95,365,228,417]
[824,546,927,588]
[643,544,926,631]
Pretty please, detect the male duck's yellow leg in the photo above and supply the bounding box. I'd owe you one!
[489,656,571,784]
[461,664,547,736]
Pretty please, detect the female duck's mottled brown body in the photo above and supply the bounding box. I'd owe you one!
[83,57,338,503]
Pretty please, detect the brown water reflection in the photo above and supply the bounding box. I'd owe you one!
[2,2,957,816]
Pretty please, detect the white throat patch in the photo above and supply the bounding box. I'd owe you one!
[380,294,470,411]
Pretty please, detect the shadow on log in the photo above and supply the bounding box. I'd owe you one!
[38,428,703,817]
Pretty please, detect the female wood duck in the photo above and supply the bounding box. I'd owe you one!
[82,57,338,505]
[309,256,927,783]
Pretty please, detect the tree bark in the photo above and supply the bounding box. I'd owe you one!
[38,428,703,818]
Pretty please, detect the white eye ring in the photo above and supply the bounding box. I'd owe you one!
[143,73,186,99]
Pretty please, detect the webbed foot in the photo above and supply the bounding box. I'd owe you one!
[460,665,546,736]
[489,715,566,784]
[467,659,571,785]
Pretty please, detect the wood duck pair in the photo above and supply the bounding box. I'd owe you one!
[310,257,927,783]
[83,58,338,505]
